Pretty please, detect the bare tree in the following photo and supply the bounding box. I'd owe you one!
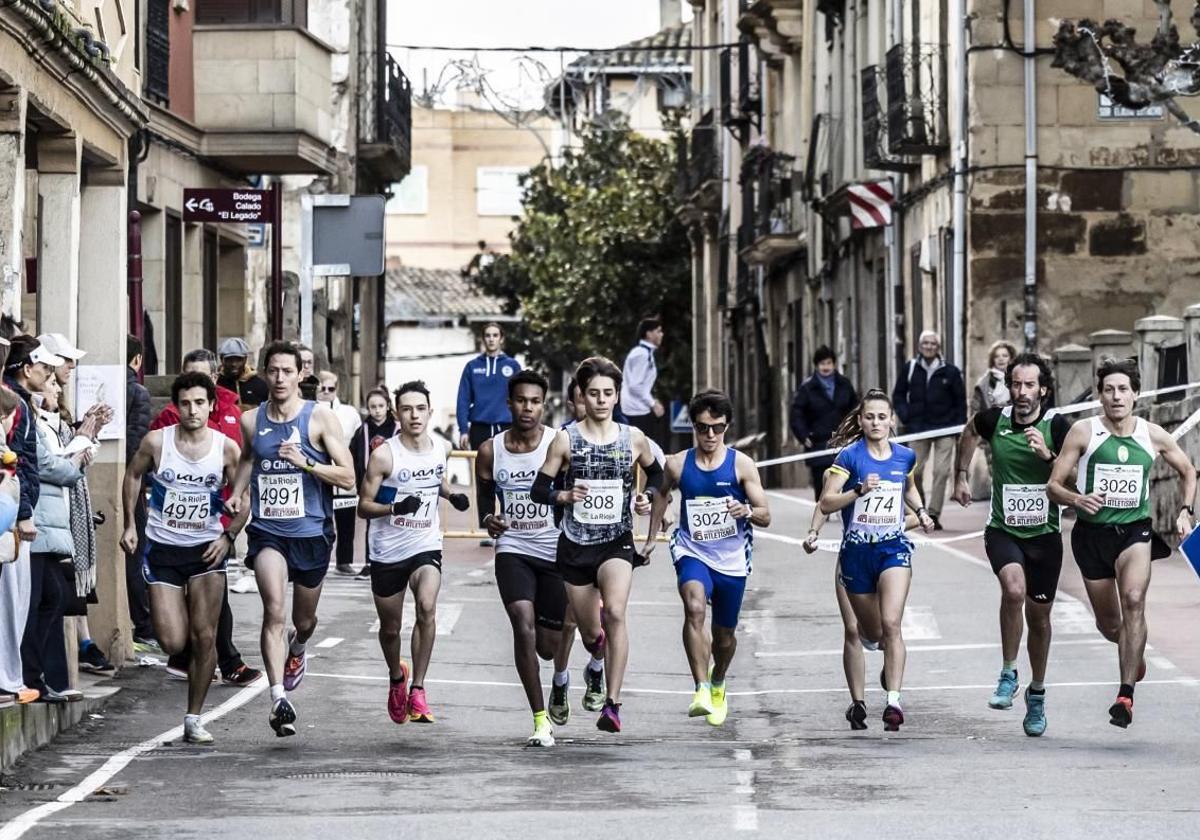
[1053,0,1200,131]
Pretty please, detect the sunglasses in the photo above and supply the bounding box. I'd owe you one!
[319,385,337,393]
[693,421,728,436]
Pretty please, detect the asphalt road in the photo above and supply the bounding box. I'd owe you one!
[2,493,1199,839]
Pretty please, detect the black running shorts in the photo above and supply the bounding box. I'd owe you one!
[1070,518,1168,581]
[983,527,1063,603]
[495,552,567,630]
[555,530,639,587]
[370,550,442,598]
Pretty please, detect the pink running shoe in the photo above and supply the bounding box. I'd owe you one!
[283,630,306,691]
[388,661,410,725]
[597,700,621,732]
[407,686,435,723]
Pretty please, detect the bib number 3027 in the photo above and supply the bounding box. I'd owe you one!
[258,474,305,520]
[1002,483,1048,527]
[572,479,623,526]
[1095,464,1144,509]
[686,497,737,542]
[851,481,903,529]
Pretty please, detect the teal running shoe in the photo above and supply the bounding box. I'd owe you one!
[1022,688,1047,737]
[988,668,1019,710]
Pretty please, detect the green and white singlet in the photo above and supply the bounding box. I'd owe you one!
[1076,416,1155,525]
[987,407,1060,538]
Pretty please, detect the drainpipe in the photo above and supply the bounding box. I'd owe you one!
[885,0,902,384]
[1023,0,1038,352]
[951,0,968,369]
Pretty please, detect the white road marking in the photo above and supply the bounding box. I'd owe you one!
[315,637,343,649]
[732,749,758,832]
[755,637,1110,658]
[1052,597,1102,636]
[0,678,267,840]
[1148,655,1176,671]
[902,606,942,640]
[365,603,464,636]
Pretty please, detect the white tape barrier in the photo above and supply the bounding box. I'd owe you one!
[754,380,1200,468]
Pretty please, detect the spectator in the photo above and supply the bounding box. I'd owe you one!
[456,322,520,451]
[317,370,363,575]
[0,377,39,705]
[970,340,1017,415]
[3,336,43,549]
[149,348,263,686]
[620,316,665,447]
[217,337,269,408]
[563,379,587,426]
[297,344,319,401]
[348,386,396,578]
[125,334,157,649]
[892,330,966,530]
[789,346,859,499]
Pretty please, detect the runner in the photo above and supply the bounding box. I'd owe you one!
[643,389,769,727]
[357,381,469,725]
[953,353,1071,735]
[119,372,246,744]
[227,341,355,737]
[531,356,658,733]
[818,389,933,731]
[475,370,580,746]
[1047,357,1196,728]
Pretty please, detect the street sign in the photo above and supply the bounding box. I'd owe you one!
[670,400,692,433]
[182,188,271,223]
[311,195,386,277]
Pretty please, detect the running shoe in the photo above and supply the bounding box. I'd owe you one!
[269,697,297,737]
[355,565,371,580]
[78,643,114,673]
[133,637,163,655]
[706,684,728,727]
[283,630,307,691]
[165,664,189,681]
[988,669,1019,710]
[407,686,435,723]
[1108,696,1133,729]
[527,716,555,747]
[388,662,410,725]
[548,681,570,726]
[221,664,264,686]
[582,665,605,712]
[596,700,622,733]
[1023,688,1047,737]
[882,703,905,731]
[860,637,881,652]
[846,700,868,731]
[688,683,714,718]
[14,687,39,704]
[479,538,496,548]
[334,564,355,576]
[184,718,214,745]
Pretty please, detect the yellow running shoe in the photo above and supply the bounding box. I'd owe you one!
[527,712,555,747]
[707,683,728,726]
[688,683,714,718]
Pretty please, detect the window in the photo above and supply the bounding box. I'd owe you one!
[475,167,526,217]
[386,165,428,215]
[195,0,307,26]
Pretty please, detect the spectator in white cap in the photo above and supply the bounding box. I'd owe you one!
[216,337,268,408]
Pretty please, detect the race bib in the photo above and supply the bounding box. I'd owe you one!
[1095,464,1144,509]
[162,489,212,533]
[257,474,305,520]
[851,481,903,529]
[332,496,358,511]
[686,497,737,542]
[1002,483,1049,527]
[571,479,623,526]
[503,490,552,532]
[391,487,440,529]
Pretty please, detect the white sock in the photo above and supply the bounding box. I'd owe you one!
[887,690,901,706]
[587,655,604,672]
[270,683,286,702]
[553,670,569,687]
[289,637,306,656]
[184,713,200,726]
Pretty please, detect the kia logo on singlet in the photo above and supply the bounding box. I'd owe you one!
[397,464,445,483]
[162,469,221,487]
[498,468,537,483]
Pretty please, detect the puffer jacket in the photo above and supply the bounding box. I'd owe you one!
[31,409,83,557]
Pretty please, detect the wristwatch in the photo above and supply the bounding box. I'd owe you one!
[1182,505,1195,516]
[304,457,316,472]
[854,482,867,497]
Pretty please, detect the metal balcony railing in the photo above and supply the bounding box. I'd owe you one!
[884,43,948,156]
[720,42,761,141]
[145,0,170,105]
[860,65,914,172]
[378,51,413,173]
[684,110,719,195]
[741,147,796,240]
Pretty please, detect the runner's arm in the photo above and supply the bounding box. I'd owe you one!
[818,465,856,514]
[531,430,579,505]
[1046,420,1098,511]
[438,441,469,510]
[119,431,160,554]
[228,411,256,505]
[904,478,933,530]
[1151,423,1198,536]
[474,438,497,520]
[735,451,771,527]
[954,414,983,492]
[357,444,394,520]
[643,453,682,552]
[310,406,356,491]
[221,438,252,536]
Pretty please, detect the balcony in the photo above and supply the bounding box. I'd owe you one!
[860,65,916,173]
[738,146,803,267]
[676,110,721,222]
[192,23,338,174]
[884,43,948,156]
[720,42,761,141]
[359,52,413,182]
[737,0,804,54]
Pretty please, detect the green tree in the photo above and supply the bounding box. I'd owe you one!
[476,117,692,401]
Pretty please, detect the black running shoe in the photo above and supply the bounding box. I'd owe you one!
[269,697,297,737]
[78,643,114,673]
[1108,696,1133,729]
[846,700,868,730]
[355,565,371,580]
[221,664,264,686]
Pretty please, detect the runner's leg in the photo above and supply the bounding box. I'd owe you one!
[1114,544,1152,686]
[563,582,603,649]
[1081,577,1122,643]
[835,569,865,701]
[876,566,912,694]
[374,588,407,680]
[290,579,323,647]
[253,550,290,687]
[148,583,189,657]
[595,558,633,703]
[184,573,226,715]
[553,603,577,674]
[408,564,442,686]
[679,580,711,685]
[1025,600,1052,684]
[996,564,1026,666]
[505,600,544,712]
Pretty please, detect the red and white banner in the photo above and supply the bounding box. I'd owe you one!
[847,180,894,229]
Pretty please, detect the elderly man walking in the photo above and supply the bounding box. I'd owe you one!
[892,331,966,530]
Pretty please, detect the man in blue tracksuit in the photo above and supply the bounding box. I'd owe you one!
[457,322,521,452]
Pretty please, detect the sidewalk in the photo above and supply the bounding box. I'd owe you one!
[1,673,120,774]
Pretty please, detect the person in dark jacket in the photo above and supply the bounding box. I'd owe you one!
[348,387,397,578]
[789,346,859,498]
[891,330,966,529]
[125,334,156,646]
[2,337,46,543]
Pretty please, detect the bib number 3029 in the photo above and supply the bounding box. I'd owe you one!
[1002,483,1049,527]
[258,474,305,520]
[572,479,623,526]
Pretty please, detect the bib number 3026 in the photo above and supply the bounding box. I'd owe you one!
[258,474,305,520]
[686,497,737,542]
[572,479,623,526]
[851,481,903,529]
[1002,483,1049,527]
[1095,464,1143,509]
